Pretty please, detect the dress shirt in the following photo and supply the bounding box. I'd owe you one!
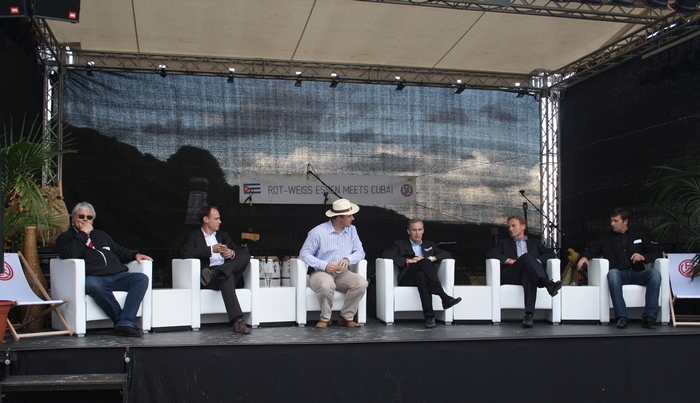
[411,239,423,257]
[515,236,528,258]
[202,229,224,267]
[300,220,365,272]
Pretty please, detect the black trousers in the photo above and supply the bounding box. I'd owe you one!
[205,250,251,322]
[500,253,548,314]
[398,259,449,318]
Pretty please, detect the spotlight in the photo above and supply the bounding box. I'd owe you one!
[227,67,235,83]
[672,0,700,13]
[516,90,527,98]
[611,0,635,5]
[159,64,167,78]
[454,85,466,94]
[86,61,94,77]
[330,73,339,88]
[295,71,302,87]
[394,76,406,91]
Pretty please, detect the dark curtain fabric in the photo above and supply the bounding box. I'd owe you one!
[560,36,700,252]
[60,71,540,280]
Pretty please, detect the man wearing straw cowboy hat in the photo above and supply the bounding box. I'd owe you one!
[300,199,368,328]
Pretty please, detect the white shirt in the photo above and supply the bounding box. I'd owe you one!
[202,229,224,267]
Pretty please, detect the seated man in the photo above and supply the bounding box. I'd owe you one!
[182,205,252,334]
[382,218,461,329]
[56,202,152,337]
[486,215,561,328]
[299,199,368,329]
[576,207,662,329]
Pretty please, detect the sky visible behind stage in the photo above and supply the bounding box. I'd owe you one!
[63,72,540,228]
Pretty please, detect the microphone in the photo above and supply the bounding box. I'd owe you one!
[306,164,311,180]
[523,202,527,210]
[519,190,525,195]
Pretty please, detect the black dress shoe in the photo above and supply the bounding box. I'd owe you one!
[616,317,628,329]
[425,317,437,329]
[114,326,143,337]
[522,313,534,328]
[546,280,563,297]
[641,316,660,328]
[442,297,462,310]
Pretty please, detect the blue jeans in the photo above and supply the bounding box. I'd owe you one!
[85,271,149,327]
[607,268,661,320]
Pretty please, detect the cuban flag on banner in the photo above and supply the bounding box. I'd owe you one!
[243,183,261,195]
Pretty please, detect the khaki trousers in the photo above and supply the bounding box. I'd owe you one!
[309,270,368,322]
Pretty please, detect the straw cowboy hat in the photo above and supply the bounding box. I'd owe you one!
[325,199,360,217]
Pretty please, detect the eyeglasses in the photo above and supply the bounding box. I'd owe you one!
[77,214,94,220]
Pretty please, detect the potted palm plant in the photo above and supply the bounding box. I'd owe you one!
[646,156,700,279]
[2,116,74,332]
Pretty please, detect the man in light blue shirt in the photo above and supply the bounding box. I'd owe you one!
[300,199,368,328]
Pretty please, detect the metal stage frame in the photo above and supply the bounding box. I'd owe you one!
[27,7,700,252]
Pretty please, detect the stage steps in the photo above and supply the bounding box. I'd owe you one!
[0,349,130,402]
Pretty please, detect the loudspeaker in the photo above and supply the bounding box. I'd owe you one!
[0,0,27,18]
[33,0,80,22]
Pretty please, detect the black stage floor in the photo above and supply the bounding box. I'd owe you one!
[2,319,700,402]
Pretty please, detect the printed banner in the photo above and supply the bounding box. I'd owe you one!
[240,174,416,205]
[667,253,700,299]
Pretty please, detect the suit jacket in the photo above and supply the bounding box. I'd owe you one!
[486,237,555,269]
[181,229,241,269]
[382,239,451,284]
[581,228,660,271]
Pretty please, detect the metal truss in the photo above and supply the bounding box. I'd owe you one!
[537,74,562,252]
[65,50,535,91]
[553,12,700,89]
[30,17,64,187]
[360,0,672,24]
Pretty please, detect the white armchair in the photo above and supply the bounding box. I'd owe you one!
[50,258,152,337]
[171,258,259,330]
[375,258,455,325]
[290,258,367,326]
[597,258,670,324]
[486,258,561,324]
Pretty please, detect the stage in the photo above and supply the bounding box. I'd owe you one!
[2,318,700,403]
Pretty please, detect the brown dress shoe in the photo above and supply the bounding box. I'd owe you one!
[233,319,251,334]
[316,320,331,329]
[338,316,360,327]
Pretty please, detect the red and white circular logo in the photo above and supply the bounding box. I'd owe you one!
[678,259,697,279]
[401,184,414,197]
[1,261,14,281]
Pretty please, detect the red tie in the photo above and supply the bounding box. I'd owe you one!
[86,235,94,249]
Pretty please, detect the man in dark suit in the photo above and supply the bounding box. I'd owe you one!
[382,219,462,329]
[486,215,561,328]
[182,205,252,334]
[576,208,662,329]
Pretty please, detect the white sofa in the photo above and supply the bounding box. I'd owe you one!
[486,258,561,324]
[375,258,455,325]
[290,258,367,326]
[171,258,259,329]
[50,258,152,337]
